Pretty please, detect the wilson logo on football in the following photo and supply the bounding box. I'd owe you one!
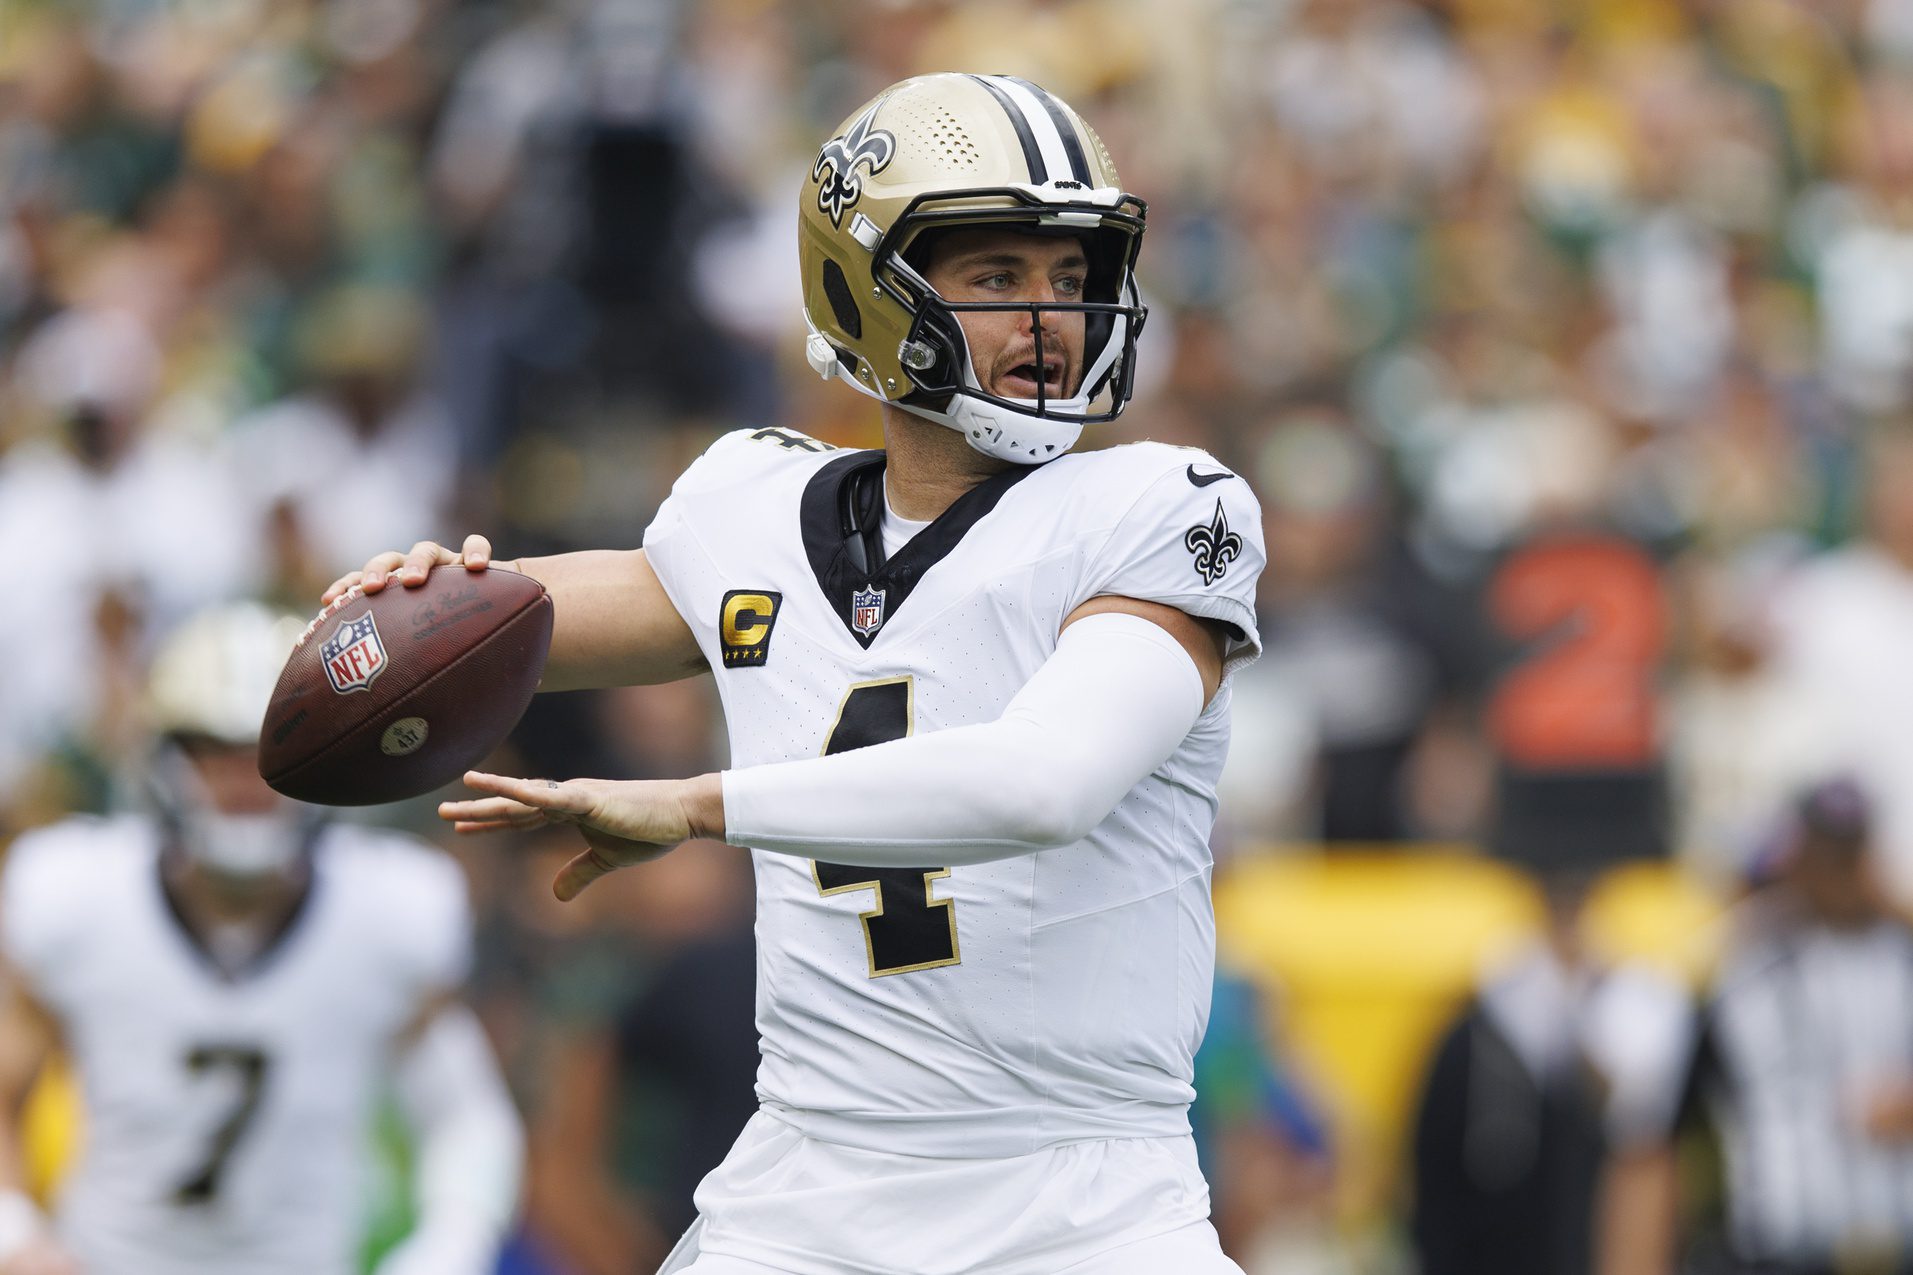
[320,612,389,695]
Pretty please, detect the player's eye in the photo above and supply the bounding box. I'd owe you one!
[1054,274,1086,298]
[976,271,1015,291]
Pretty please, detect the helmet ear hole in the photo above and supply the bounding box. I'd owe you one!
[821,259,862,339]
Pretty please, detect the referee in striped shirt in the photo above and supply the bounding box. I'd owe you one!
[1619,780,1913,1275]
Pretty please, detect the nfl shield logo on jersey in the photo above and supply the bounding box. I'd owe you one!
[320,612,388,695]
[851,586,886,637]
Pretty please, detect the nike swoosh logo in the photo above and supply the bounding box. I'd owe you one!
[1186,465,1235,488]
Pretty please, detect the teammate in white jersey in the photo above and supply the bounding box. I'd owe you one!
[327,73,1264,1274]
[0,604,523,1275]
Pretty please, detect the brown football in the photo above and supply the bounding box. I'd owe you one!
[259,566,554,806]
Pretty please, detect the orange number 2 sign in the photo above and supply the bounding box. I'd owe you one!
[1487,537,1665,771]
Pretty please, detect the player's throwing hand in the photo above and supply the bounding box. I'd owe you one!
[440,771,722,900]
[320,533,495,604]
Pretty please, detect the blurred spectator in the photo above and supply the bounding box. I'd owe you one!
[1665,540,1826,885]
[1190,967,1339,1273]
[468,827,657,1275]
[1766,428,1913,905]
[1611,780,1913,1275]
[1221,408,1478,843]
[1808,74,1913,418]
[0,305,254,807]
[226,285,455,592]
[1410,873,1690,1275]
[472,829,754,1275]
[601,853,758,1261]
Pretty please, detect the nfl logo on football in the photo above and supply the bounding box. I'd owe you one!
[851,586,886,637]
[320,612,389,695]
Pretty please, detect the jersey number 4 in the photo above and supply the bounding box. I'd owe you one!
[811,677,961,977]
[174,1045,271,1204]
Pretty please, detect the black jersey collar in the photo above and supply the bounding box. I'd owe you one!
[800,450,1036,648]
[156,842,319,984]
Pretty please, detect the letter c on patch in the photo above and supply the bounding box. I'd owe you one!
[719,590,783,667]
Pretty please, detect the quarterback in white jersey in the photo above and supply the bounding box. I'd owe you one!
[332,73,1263,1274]
[642,425,1260,1162]
[0,605,522,1275]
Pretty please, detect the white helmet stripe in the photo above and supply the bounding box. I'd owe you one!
[1005,77,1092,184]
[982,75,1080,186]
[967,75,1046,181]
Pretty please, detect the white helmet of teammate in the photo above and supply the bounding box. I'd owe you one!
[798,73,1149,464]
[146,602,322,880]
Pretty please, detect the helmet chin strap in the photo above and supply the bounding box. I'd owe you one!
[900,298,1130,464]
[805,306,1129,466]
[900,392,1085,465]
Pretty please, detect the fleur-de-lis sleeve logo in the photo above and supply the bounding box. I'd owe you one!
[1184,499,1244,585]
[813,104,896,229]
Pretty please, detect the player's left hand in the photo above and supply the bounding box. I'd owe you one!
[441,771,714,901]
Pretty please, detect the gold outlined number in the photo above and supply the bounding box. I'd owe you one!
[811,677,961,977]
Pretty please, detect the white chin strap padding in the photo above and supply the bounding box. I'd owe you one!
[910,394,1085,465]
[803,307,1116,464]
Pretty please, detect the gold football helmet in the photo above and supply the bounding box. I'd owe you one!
[799,73,1148,464]
[146,602,322,880]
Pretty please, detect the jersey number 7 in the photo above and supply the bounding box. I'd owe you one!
[811,678,961,977]
[174,1045,271,1204]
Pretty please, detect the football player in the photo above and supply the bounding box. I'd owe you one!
[0,604,523,1275]
[328,73,1264,1274]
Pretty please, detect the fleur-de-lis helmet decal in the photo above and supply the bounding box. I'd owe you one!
[1184,499,1244,585]
[813,102,896,229]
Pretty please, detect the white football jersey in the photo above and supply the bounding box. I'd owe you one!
[0,815,471,1275]
[643,428,1265,1158]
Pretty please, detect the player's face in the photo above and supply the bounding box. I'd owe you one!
[182,740,284,816]
[923,227,1089,401]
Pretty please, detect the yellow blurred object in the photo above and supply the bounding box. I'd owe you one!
[1215,849,1726,1221]
[1216,848,1544,1220]
[186,62,294,174]
[21,1058,81,1203]
[1583,859,1726,985]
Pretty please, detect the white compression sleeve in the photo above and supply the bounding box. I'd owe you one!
[721,611,1206,866]
[373,1005,524,1275]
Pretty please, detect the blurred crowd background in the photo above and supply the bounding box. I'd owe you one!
[8,0,1913,1271]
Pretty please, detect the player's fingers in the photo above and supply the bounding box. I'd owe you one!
[461,533,493,570]
[320,570,363,605]
[451,816,544,834]
[438,795,541,823]
[459,771,596,818]
[397,540,453,586]
[552,846,624,902]
[437,795,549,827]
[358,550,409,594]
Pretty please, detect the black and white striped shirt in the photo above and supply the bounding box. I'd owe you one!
[1687,912,1913,1265]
